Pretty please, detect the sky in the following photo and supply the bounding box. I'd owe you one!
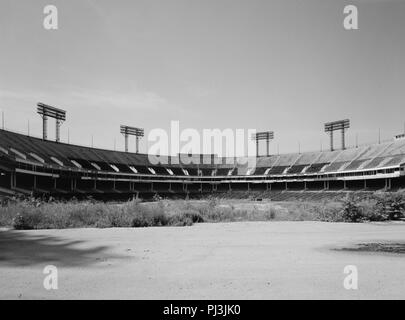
[0,0,404,155]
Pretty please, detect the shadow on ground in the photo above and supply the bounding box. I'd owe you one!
[336,242,405,254]
[0,230,125,267]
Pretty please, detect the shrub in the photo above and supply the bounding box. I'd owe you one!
[13,208,43,230]
[130,204,169,227]
[181,210,204,223]
[340,197,364,222]
[168,214,194,226]
[374,193,405,220]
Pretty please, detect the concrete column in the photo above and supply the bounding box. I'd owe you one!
[330,131,334,151]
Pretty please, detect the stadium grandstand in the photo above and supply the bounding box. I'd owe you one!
[0,114,404,199]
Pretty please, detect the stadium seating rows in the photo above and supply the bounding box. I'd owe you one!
[0,129,404,178]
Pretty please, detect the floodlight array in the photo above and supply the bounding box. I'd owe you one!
[324,119,350,132]
[120,125,144,137]
[37,103,66,121]
[251,131,274,141]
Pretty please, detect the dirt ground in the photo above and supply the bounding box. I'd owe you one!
[0,221,404,299]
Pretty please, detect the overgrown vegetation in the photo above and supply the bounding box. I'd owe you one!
[0,191,404,230]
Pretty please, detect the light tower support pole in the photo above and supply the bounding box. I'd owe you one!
[124,133,129,152]
[55,119,61,142]
[42,115,48,140]
[341,127,346,150]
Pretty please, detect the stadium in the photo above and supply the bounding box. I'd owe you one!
[1,103,404,200]
[2,0,405,302]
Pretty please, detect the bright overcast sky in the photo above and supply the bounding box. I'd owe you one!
[0,0,404,155]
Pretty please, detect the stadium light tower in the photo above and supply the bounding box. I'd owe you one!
[37,103,66,142]
[324,119,350,151]
[120,125,144,153]
[251,131,274,157]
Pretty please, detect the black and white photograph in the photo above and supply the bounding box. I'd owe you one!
[0,0,405,305]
